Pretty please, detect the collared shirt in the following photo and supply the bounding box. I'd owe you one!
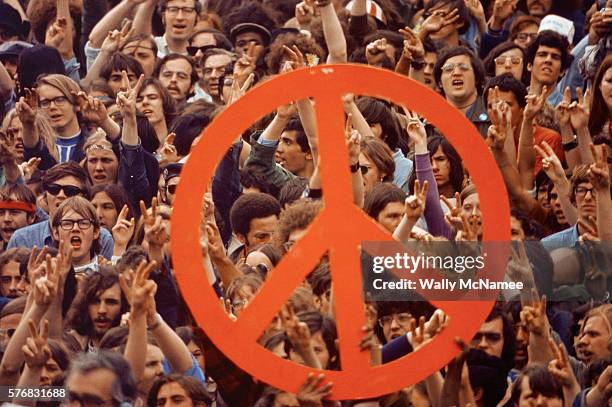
[74,255,100,276]
[154,34,189,59]
[7,220,115,259]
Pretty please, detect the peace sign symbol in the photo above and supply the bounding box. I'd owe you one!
[172,64,511,400]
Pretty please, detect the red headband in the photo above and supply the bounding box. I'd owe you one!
[0,200,36,213]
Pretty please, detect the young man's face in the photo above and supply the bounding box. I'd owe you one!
[91,192,118,230]
[517,376,563,407]
[38,84,78,132]
[0,206,33,242]
[66,368,118,407]
[7,116,24,159]
[528,45,563,88]
[510,216,526,241]
[423,51,438,89]
[276,131,311,176]
[86,148,118,185]
[549,185,567,225]
[576,315,611,365]
[53,208,99,265]
[526,0,552,17]
[234,31,264,57]
[514,24,539,50]
[514,320,529,368]
[44,175,86,219]
[87,283,122,338]
[376,201,404,234]
[137,85,165,125]
[107,69,137,96]
[0,260,24,298]
[122,40,157,77]
[487,90,523,130]
[494,48,524,83]
[240,215,278,249]
[157,382,195,407]
[440,54,477,106]
[202,54,232,97]
[163,0,198,42]
[158,58,194,104]
[190,32,216,70]
[472,316,504,358]
[40,358,63,387]
[462,193,482,237]
[380,312,411,342]
[431,146,451,188]
[574,181,596,221]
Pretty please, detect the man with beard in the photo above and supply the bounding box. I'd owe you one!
[576,304,612,366]
[65,268,128,351]
[0,247,29,298]
[0,183,37,249]
[154,54,197,108]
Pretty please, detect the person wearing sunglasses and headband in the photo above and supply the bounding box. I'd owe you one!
[7,162,115,260]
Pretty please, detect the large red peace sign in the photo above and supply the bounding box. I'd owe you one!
[172,64,511,400]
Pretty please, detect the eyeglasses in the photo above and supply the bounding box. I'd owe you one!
[166,184,177,194]
[515,33,538,42]
[39,96,69,109]
[67,391,114,407]
[494,56,522,66]
[57,219,94,231]
[441,62,472,73]
[471,332,502,344]
[45,183,85,197]
[378,313,412,327]
[187,45,214,56]
[165,6,196,15]
[360,165,370,175]
[575,186,595,198]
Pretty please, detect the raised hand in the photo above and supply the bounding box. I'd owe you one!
[588,143,609,191]
[295,0,316,27]
[140,198,168,249]
[520,292,548,336]
[19,157,42,181]
[399,27,424,60]
[404,110,427,151]
[225,73,254,105]
[464,0,486,29]
[507,241,535,289]
[112,205,135,250]
[159,132,180,166]
[21,319,51,369]
[297,373,333,407]
[405,179,428,221]
[74,91,109,126]
[408,316,430,351]
[568,87,590,131]
[524,86,547,123]
[490,0,517,29]
[555,87,572,129]
[534,141,566,184]
[116,71,145,119]
[234,42,261,88]
[32,255,59,306]
[455,213,479,241]
[441,192,464,231]
[119,259,158,313]
[421,8,460,35]
[45,17,68,54]
[578,215,599,242]
[548,338,580,390]
[345,114,361,166]
[100,20,134,54]
[365,38,391,66]
[205,222,226,260]
[282,44,306,70]
[15,88,38,125]
[0,130,19,165]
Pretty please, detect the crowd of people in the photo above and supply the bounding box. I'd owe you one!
[0,0,610,405]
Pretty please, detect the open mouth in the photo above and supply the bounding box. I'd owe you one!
[1,227,15,235]
[142,109,154,116]
[70,236,82,250]
[94,317,111,330]
[173,24,187,31]
[49,114,63,122]
[451,79,464,87]
[93,174,107,182]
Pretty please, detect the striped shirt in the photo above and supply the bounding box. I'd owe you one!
[55,132,81,163]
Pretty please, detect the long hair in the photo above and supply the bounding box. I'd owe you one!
[37,74,83,124]
[1,108,59,162]
[64,267,128,338]
[589,55,612,137]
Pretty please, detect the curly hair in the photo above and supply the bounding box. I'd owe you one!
[265,32,325,74]
[229,192,281,237]
[276,198,323,246]
[27,0,83,45]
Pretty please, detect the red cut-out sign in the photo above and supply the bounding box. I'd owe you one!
[171,64,511,400]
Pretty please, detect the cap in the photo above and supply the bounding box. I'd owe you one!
[0,40,32,59]
[0,4,28,39]
[229,23,272,46]
[345,0,388,26]
[539,15,575,44]
[162,163,183,183]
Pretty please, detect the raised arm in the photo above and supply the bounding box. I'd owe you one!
[569,87,595,165]
[117,71,145,146]
[15,89,40,149]
[393,180,428,243]
[588,144,612,242]
[0,62,12,102]
[316,0,347,64]
[88,0,143,48]
[132,0,156,37]
[83,23,134,90]
[556,87,581,170]
[346,114,364,207]
[518,87,547,190]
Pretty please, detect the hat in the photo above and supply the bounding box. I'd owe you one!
[0,4,29,39]
[17,45,66,90]
[162,163,183,183]
[539,15,575,44]
[229,23,272,46]
[0,40,32,59]
[345,0,387,26]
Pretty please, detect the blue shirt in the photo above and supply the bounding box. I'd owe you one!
[56,133,81,163]
[162,354,205,383]
[392,149,413,193]
[541,225,579,252]
[6,220,114,259]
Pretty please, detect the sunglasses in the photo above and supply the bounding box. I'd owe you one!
[45,183,85,197]
[166,184,178,194]
[471,332,502,344]
[187,45,215,56]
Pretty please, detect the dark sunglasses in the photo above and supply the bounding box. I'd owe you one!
[360,165,370,175]
[45,183,85,197]
[187,45,214,56]
[166,184,178,194]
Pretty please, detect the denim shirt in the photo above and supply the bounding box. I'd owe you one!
[541,225,579,252]
[392,149,413,193]
[7,220,115,259]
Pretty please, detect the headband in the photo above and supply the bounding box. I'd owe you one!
[0,200,36,213]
